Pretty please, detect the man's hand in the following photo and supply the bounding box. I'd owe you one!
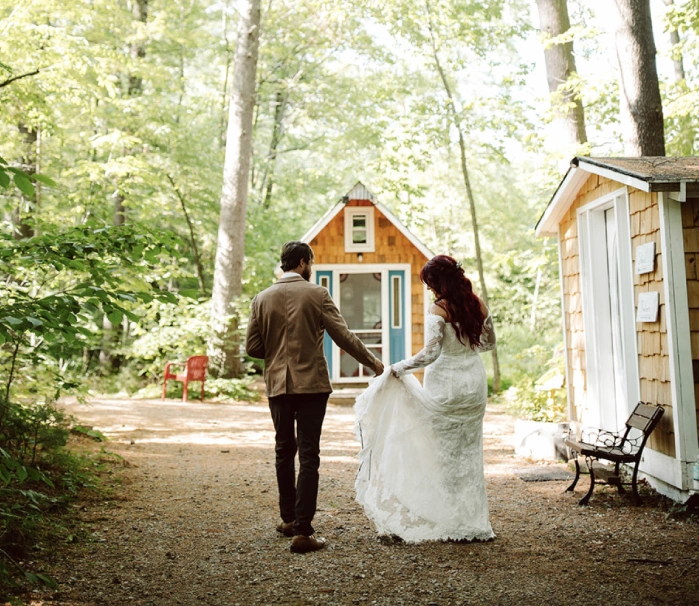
[373,360,385,376]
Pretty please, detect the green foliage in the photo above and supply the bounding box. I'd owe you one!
[0,223,181,404]
[501,342,567,422]
[0,398,87,594]
[127,298,213,381]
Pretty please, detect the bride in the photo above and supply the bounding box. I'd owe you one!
[354,255,496,543]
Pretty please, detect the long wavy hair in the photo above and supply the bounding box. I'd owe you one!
[420,255,485,348]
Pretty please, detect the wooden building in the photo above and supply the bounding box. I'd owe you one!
[536,157,699,500]
[302,182,434,383]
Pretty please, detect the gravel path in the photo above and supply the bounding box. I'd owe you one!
[30,393,699,605]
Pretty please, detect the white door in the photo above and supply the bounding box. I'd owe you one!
[578,189,639,432]
[604,207,628,431]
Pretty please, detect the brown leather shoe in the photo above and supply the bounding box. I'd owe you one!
[290,534,326,554]
[276,522,294,538]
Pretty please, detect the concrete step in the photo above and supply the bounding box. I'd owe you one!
[328,386,368,406]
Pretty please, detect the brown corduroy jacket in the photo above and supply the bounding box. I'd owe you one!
[245,274,379,397]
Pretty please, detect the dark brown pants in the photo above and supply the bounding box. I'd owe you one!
[268,393,329,537]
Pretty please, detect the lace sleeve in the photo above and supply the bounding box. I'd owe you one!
[476,315,496,353]
[392,315,446,376]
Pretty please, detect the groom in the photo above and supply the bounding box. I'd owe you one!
[245,241,384,553]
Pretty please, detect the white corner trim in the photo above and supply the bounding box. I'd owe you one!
[556,225,574,422]
[658,193,698,474]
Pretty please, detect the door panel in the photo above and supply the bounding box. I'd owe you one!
[388,270,406,364]
[316,270,333,376]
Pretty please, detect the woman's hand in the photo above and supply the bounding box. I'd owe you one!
[391,366,400,378]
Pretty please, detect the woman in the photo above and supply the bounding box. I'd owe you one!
[354,255,496,543]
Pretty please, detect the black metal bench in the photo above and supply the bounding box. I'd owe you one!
[564,402,664,505]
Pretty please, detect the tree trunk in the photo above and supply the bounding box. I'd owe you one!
[13,124,37,240]
[128,0,148,95]
[535,0,588,147]
[424,0,501,392]
[167,173,208,296]
[262,90,287,208]
[662,0,685,83]
[209,0,261,379]
[613,0,665,156]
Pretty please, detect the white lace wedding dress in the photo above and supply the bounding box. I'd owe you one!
[354,313,496,543]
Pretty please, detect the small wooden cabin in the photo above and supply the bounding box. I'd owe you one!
[536,157,699,501]
[302,182,434,383]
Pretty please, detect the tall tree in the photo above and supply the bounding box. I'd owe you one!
[612,0,665,156]
[663,0,686,83]
[424,0,502,392]
[535,0,588,148]
[13,124,37,239]
[209,0,262,378]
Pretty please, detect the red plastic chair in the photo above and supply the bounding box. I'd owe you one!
[162,355,209,402]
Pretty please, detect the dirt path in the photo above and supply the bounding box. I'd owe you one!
[29,394,699,605]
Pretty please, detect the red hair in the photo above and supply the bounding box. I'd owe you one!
[420,255,485,348]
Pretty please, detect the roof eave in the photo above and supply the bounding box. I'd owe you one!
[535,167,588,238]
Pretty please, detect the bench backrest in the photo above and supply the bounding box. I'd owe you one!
[626,402,664,434]
[622,402,664,455]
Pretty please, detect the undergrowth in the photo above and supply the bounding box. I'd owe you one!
[0,398,112,602]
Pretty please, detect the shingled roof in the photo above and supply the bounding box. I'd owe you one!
[575,157,699,190]
[536,156,699,237]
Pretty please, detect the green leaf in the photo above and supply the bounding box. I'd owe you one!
[24,572,39,584]
[123,309,139,322]
[32,173,57,187]
[179,289,200,299]
[107,310,123,325]
[13,173,35,197]
[16,465,28,483]
[0,169,9,188]
[36,573,58,589]
[0,464,10,484]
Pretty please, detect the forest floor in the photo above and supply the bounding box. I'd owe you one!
[10,387,699,606]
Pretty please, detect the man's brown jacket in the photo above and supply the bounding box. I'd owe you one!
[245,274,379,397]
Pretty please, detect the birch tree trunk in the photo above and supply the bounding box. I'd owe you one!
[13,124,37,240]
[535,0,588,147]
[612,0,666,156]
[209,0,261,378]
[662,0,685,83]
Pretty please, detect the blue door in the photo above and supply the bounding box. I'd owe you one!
[388,270,406,364]
[316,271,333,376]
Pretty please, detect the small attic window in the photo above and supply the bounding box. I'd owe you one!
[344,207,375,253]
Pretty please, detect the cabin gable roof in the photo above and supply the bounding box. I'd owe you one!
[301,181,434,260]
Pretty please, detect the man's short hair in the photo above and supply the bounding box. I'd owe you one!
[280,241,314,271]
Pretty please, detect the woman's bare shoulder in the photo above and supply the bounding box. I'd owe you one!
[428,303,449,319]
[476,296,489,317]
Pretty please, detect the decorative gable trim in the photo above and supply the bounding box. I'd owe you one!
[301,182,434,260]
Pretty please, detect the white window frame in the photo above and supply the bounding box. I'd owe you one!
[577,186,640,431]
[344,207,375,253]
[313,263,411,382]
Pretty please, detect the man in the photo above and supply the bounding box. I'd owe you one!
[246,241,384,554]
